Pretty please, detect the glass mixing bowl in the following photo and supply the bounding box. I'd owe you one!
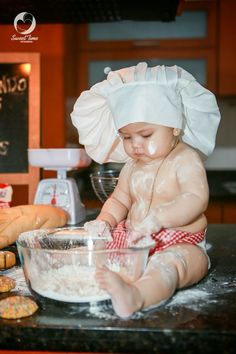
[16,227,153,304]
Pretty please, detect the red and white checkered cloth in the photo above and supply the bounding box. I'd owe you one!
[106,220,205,255]
[0,183,12,208]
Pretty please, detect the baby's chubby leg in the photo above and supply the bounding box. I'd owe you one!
[95,244,209,318]
[134,243,209,310]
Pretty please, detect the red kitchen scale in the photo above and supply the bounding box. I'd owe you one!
[28,148,91,225]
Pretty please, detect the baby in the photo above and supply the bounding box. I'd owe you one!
[71,63,220,318]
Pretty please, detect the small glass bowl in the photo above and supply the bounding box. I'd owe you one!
[90,170,119,203]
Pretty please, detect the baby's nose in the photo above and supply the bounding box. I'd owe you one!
[131,136,142,148]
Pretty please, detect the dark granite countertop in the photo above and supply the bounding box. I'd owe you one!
[1,224,236,354]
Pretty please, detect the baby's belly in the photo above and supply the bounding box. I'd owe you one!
[174,214,208,233]
[127,203,207,234]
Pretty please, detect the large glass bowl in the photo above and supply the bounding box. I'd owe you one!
[16,227,153,304]
[90,170,119,203]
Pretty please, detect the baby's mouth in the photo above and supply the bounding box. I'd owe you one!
[133,149,144,156]
[134,153,144,158]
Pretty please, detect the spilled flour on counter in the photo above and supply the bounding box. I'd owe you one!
[88,302,117,320]
[167,289,210,308]
[87,301,145,320]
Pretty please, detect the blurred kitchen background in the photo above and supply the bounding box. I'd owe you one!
[0,0,235,223]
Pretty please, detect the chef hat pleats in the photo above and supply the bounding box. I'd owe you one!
[71,90,116,163]
[71,63,220,163]
[178,76,221,157]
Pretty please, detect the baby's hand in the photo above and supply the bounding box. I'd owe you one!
[128,211,162,237]
[124,227,155,248]
[84,220,112,241]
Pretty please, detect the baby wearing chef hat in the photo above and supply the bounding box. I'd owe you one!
[71,63,221,318]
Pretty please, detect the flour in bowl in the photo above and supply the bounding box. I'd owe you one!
[30,265,110,303]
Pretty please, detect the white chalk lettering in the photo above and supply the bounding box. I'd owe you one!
[0,75,27,94]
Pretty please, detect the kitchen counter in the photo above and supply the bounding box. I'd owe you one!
[0,224,236,354]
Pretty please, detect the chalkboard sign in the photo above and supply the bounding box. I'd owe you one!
[0,63,29,172]
[0,53,40,204]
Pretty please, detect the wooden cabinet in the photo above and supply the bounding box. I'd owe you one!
[76,1,217,92]
[206,200,236,224]
[218,0,236,95]
[205,201,223,223]
[66,1,218,146]
[223,201,236,223]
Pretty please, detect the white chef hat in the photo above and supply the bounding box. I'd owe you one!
[71,62,221,164]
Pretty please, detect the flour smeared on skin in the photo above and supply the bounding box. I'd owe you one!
[130,169,153,199]
[155,179,166,193]
[147,141,157,155]
[130,169,156,220]
[157,261,178,290]
[150,250,187,273]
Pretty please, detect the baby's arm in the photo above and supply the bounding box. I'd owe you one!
[96,163,132,227]
[140,149,209,233]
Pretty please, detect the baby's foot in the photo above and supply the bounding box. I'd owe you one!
[95,265,143,318]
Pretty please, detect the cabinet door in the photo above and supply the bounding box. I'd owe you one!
[89,57,207,87]
[223,202,236,223]
[77,49,216,93]
[78,1,217,51]
[218,0,236,95]
[205,201,223,223]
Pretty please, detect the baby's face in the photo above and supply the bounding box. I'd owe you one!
[119,122,177,163]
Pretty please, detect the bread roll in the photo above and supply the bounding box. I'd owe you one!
[0,251,16,269]
[0,205,68,249]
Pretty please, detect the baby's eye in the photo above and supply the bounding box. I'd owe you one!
[123,136,131,140]
[142,133,152,138]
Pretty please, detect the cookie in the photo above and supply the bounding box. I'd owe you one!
[0,275,16,293]
[0,251,16,269]
[0,295,38,319]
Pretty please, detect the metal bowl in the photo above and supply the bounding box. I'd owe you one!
[90,170,119,203]
[16,227,153,304]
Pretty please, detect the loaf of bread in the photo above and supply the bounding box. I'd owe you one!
[0,205,68,249]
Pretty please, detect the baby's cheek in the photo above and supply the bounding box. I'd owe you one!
[124,143,133,156]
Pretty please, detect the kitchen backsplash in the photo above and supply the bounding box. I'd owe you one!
[204,97,236,170]
[215,97,236,147]
[205,147,236,170]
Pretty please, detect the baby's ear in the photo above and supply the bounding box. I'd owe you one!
[173,128,181,137]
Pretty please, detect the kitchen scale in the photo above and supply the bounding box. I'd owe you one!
[28,148,91,225]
